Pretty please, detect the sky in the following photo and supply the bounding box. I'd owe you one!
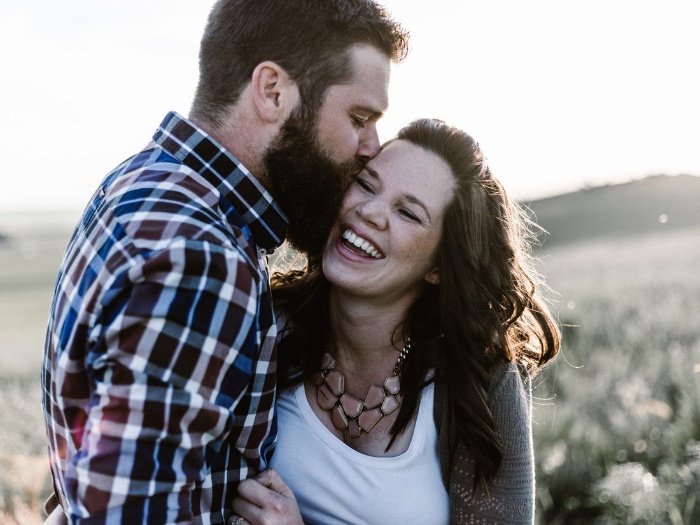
[1,0,699,214]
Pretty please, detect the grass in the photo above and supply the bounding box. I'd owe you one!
[532,226,700,524]
[0,216,72,523]
[1,214,698,523]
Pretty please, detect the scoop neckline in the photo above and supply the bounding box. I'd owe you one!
[291,381,434,468]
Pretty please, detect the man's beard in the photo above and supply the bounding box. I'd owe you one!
[264,112,366,259]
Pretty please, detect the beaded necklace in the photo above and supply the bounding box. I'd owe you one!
[312,340,410,437]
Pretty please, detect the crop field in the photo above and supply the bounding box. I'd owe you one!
[532,227,700,524]
[0,214,75,524]
[0,213,698,524]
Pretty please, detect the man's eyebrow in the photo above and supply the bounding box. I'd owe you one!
[353,105,384,119]
[363,166,432,222]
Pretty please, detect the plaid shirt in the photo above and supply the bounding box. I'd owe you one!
[42,112,287,524]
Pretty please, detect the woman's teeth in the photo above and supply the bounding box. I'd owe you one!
[342,229,382,258]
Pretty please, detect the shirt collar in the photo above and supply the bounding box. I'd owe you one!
[153,111,288,251]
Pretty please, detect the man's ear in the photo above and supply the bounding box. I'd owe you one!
[424,267,440,285]
[251,61,299,123]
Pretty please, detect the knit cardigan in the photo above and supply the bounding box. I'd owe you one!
[433,360,535,524]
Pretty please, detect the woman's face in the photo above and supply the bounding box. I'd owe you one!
[322,139,456,306]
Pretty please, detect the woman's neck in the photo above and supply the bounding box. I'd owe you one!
[327,288,413,375]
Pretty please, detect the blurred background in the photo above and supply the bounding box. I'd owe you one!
[1,1,699,523]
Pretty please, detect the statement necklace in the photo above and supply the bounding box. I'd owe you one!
[313,340,411,437]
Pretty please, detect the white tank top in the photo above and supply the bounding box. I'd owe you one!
[270,381,449,525]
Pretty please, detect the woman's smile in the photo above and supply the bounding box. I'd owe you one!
[340,228,384,259]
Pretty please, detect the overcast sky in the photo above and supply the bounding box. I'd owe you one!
[2,0,699,214]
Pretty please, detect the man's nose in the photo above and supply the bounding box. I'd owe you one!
[356,124,381,159]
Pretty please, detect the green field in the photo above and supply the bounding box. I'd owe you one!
[1,214,698,524]
[0,214,76,524]
[532,227,700,524]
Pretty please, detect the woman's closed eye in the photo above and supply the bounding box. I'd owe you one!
[398,207,421,223]
[355,177,376,193]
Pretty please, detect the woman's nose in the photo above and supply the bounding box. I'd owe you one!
[356,197,388,230]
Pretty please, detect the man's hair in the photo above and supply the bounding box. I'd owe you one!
[191,0,409,127]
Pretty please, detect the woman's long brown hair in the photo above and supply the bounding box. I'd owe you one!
[271,118,560,489]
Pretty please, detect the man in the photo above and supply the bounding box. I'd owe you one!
[41,1,408,523]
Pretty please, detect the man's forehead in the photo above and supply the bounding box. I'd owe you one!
[343,44,391,109]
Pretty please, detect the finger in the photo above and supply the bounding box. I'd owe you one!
[231,497,259,524]
[234,490,303,525]
[253,468,294,497]
[237,478,274,507]
[233,495,272,525]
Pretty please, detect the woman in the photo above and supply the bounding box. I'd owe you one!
[232,119,560,524]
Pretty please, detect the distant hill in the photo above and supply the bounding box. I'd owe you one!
[525,174,700,248]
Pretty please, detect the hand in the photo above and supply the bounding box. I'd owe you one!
[232,468,304,525]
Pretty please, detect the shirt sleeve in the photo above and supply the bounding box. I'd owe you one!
[64,238,258,524]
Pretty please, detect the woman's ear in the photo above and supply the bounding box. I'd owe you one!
[424,267,440,285]
[251,61,300,123]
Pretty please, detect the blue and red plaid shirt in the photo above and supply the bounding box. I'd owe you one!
[42,112,287,524]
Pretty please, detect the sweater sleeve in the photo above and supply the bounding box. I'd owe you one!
[446,361,535,525]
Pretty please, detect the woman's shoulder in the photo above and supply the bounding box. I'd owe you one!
[487,359,532,414]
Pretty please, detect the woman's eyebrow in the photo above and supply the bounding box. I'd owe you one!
[364,166,381,181]
[404,194,431,222]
